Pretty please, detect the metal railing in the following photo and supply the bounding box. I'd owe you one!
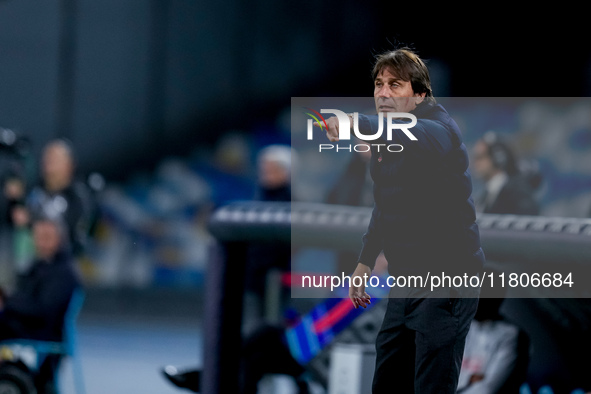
[209,201,591,263]
[202,201,591,394]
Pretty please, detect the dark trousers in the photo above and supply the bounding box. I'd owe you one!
[0,313,21,340]
[372,295,478,394]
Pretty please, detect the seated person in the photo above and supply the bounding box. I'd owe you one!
[0,216,82,393]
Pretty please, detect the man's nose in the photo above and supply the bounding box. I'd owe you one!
[376,85,391,97]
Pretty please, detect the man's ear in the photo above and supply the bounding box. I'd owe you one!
[415,93,426,106]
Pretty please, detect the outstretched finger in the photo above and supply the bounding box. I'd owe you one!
[326,131,339,142]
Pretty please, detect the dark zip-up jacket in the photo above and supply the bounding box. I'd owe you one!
[3,250,81,341]
[356,101,483,272]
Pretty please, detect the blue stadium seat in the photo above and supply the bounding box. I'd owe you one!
[0,288,86,394]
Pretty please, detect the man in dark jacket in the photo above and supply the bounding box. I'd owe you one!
[0,217,81,394]
[0,217,81,341]
[321,48,484,393]
[471,131,539,215]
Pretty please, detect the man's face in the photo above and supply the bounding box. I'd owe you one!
[42,144,74,190]
[33,221,61,261]
[258,159,289,189]
[471,140,496,181]
[374,67,425,114]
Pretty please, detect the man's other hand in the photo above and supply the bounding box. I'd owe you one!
[349,263,372,309]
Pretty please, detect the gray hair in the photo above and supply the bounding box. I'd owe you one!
[257,144,295,175]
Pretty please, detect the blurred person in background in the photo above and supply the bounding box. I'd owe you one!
[0,217,82,394]
[471,131,540,216]
[0,130,29,232]
[0,170,27,288]
[254,144,293,202]
[11,139,96,270]
[243,144,293,330]
[197,132,255,206]
[0,130,30,291]
[162,144,303,393]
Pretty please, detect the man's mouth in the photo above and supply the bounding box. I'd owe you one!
[378,105,395,111]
